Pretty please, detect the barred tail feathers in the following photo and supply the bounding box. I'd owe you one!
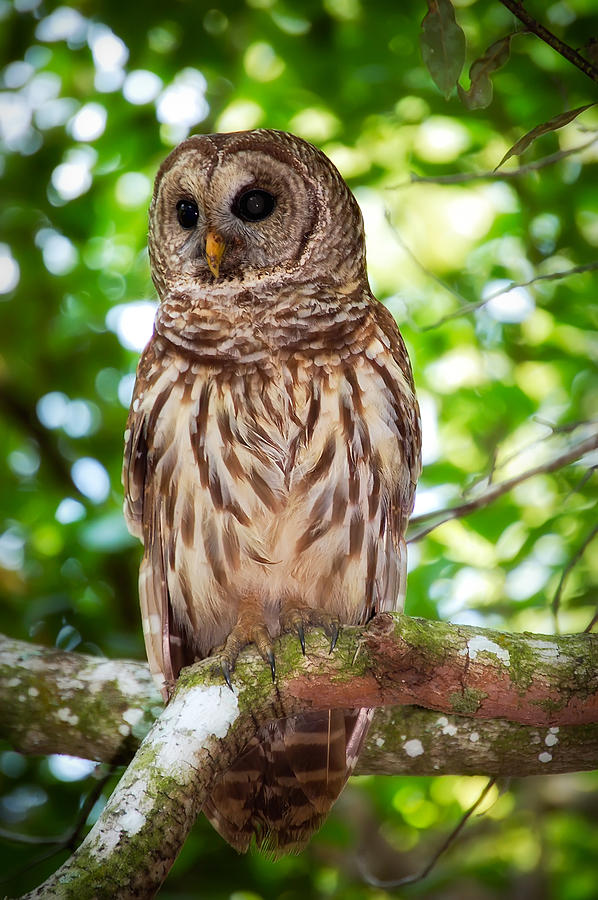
[203,708,372,856]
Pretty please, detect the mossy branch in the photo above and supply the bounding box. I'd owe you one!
[2,615,597,898]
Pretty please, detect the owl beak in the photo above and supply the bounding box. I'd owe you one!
[205,230,226,278]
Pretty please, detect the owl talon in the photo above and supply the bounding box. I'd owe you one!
[221,660,234,692]
[328,623,340,653]
[265,648,276,682]
[296,623,306,655]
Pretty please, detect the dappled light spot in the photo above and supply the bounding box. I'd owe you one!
[71,457,111,504]
[8,445,40,477]
[48,755,96,782]
[156,68,209,136]
[2,60,34,88]
[68,102,106,141]
[0,243,20,293]
[506,559,551,601]
[0,92,31,148]
[0,529,25,571]
[288,107,340,142]
[243,42,285,82]
[123,69,162,105]
[36,228,78,275]
[55,498,86,525]
[215,99,264,132]
[414,116,470,163]
[116,172,152,208]
[118,373,136,408]
[445,192,493,239]
[482,279,535,323]
[50,147,96,202]
[35,6,88,44]
[37,391,70,429]
[88,24,128,72]
[106,300,157,352]
[425,347,486,392]
[1,785,47,821]
[37,392,98,436]
[34,96,78,130]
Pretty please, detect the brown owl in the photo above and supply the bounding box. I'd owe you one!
[123,129,421,855]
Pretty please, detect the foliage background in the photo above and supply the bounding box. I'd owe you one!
[1,0,597,897]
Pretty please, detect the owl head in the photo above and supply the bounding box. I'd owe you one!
[148,129,366,298]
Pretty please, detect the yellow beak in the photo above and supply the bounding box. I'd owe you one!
[205,230,226,278]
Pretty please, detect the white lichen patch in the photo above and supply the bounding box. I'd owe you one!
[120,809,145,836]
[459,635,510,667]
[7,677,20,687]
[538,751,553,763]
[549,726,560,734]
[57,708,79,726]
[28,686,39,697]
[545,733,559,747]
[469,731,480,743]
[152,684,240,780]
[375,737,385,748]
[403,739,424,758]
[119,724,130,736]
[435,716,457,736]
[81,660,147,698]
[527,639,560,663]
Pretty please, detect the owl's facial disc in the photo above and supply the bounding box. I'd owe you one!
[149,130,366,297]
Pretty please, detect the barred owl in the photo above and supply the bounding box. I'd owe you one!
[123,129,421,855]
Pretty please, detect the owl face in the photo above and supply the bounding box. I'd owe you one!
[148,129,365,297]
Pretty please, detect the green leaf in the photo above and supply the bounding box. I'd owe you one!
[458,34,513,110]
[420,0,466,100]
[495,102,597,170]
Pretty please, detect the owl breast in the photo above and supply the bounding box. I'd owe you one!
[124,332,417,685]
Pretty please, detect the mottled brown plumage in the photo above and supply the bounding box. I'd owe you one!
[123,129,421,855]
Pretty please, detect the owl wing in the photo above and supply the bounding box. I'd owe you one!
[356,301,421,620]
[122,342,188,695]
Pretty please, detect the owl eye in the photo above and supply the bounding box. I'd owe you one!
[234,189,276,223]
[176,199,199,229]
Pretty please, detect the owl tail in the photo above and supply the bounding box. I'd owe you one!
[203,708,372,856]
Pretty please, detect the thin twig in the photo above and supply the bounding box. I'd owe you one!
[498,0,598,83]
[408,432,598,543]
[463,418,598,497]
[422,261,598,330]
[384,212,471,308]
[361,777,498,888]
[584,609,598,634]
[1,765,115,888]
[397,136,598,186]
[552,523,598,631]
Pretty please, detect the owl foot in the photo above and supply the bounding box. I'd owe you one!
[280,606,341,654]
[219,621,276,689]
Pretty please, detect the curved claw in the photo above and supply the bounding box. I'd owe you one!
[221,660,233,692]
[266,648,276,682]
[328,623,339,653]
[296,623,306,655]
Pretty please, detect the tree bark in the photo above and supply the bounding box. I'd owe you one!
[2,614,597,899]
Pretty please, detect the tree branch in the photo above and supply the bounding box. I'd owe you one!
[408,431,598,542]
[7,613,597,899]
[498,0,598,83]
[1,632,595,792]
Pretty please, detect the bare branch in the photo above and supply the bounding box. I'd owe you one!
[400,135,598,185]
[422,261,598,330]
[552,523,598,630]
[408,432,598,542]
[498,0,598,83]
[360,776,497,888]
[11,613,597,899]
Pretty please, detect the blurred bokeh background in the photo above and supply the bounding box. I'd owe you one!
[1,0,597,897]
